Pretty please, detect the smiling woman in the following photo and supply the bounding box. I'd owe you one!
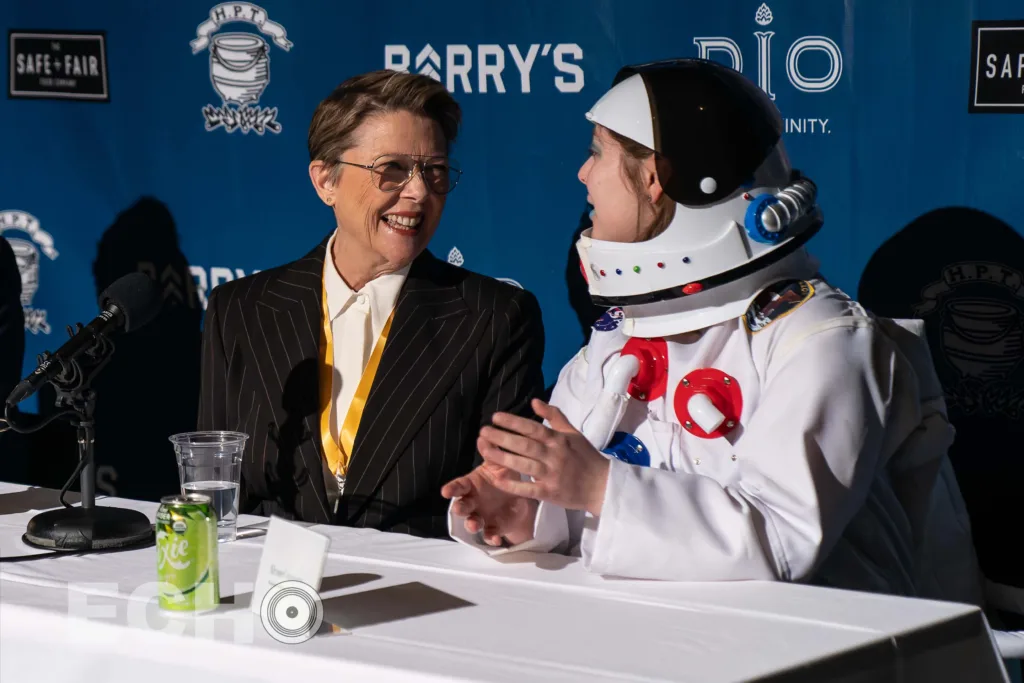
[307,73,462,291]
[196,69,546,536]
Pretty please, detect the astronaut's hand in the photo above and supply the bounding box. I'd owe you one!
[441,461,539,546]
[477,398,611,517]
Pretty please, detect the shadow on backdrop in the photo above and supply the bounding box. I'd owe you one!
[857,206,1024,626]
[32,197,201,502]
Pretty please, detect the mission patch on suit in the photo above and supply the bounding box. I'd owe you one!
[743,280,815,333]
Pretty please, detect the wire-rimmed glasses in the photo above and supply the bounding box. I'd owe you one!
[337,154,462,195]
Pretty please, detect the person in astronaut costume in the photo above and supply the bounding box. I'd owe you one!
[441,59,982,604]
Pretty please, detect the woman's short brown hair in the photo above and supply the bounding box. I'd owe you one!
[605,127,676,241]
[308,69,461,181]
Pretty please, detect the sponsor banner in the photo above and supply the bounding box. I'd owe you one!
[969,19,1024,112]
[8,30,109,101]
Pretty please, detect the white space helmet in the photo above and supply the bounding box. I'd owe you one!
[576,59,824,337]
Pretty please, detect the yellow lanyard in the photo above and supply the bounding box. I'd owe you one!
[319,277,394,481]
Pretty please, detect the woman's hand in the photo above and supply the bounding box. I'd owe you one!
[478,398,610,517]
[441,461,538,546]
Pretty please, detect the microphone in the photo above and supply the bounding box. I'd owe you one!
[6,271,161,405]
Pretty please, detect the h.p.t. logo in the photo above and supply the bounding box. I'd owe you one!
[191,3,293,134]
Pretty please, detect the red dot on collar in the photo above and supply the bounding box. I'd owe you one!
[682,282,703,295]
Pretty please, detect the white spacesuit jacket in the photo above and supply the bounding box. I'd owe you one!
[450,275,984,605]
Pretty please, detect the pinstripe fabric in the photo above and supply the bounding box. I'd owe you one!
[197,235,546,537]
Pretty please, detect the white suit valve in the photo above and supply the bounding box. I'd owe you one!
[580,353,640,450]
[687,393,726,433]
[673,369,744,439]
[621,336,669,402]
[579,336,669,451]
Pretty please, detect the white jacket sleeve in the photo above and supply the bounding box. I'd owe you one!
[580,321,921,582]
[448,337,616,556]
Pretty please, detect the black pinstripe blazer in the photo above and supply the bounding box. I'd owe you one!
[196,236,546,537]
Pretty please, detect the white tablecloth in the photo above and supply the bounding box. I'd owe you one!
[0,482,1008,682]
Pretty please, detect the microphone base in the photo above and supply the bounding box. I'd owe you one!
[23,506,154,551]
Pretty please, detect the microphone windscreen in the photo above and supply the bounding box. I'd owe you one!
[98,272,162,332]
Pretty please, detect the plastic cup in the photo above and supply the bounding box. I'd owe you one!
[169,431,248,542]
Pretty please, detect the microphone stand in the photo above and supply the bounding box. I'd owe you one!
[5,324,154,551]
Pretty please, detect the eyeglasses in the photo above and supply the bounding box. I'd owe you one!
[336,154,462,195]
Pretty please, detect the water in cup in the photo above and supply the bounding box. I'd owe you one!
[182,480,239,534]
[169,431,248,542]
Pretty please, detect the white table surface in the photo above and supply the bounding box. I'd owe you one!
[0,482,1008,683]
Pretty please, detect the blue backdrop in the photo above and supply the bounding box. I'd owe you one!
[3,0,1022,396]
[4,0,1017,394]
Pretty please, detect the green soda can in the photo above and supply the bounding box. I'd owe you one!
[156,493,220,613]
